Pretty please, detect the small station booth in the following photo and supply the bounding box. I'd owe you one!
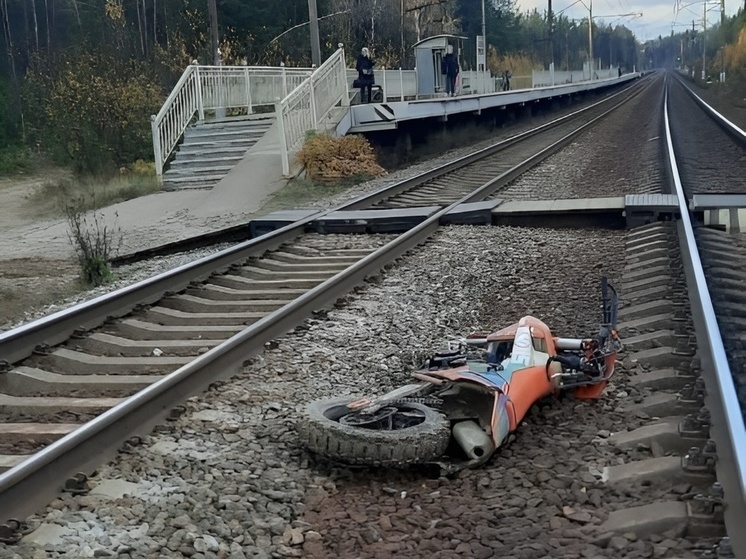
[413,34,466,95]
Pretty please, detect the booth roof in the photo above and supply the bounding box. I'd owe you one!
[411,34,468,49]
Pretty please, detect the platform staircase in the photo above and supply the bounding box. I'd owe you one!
[153,47,350,184]
[162,116,273,191]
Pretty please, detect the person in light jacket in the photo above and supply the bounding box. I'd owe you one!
[356,47,375,103]
[443,45,459,96]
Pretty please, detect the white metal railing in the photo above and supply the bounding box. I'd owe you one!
[151,64,312,177]
[346,68,419,101]
[459,71,496,95]
[532,67,620,88]
[276,46,349,176]
[344,68,539,100]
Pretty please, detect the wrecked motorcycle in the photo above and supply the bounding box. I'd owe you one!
[297,278,621,471]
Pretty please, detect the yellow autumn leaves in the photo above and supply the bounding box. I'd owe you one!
[297,134,386,181]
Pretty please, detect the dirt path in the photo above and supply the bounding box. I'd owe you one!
[0,171,81,326]
[0,168,280,328]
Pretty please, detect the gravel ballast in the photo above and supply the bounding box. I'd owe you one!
[3,224,703,559]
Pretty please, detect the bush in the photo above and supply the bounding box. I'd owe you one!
[0,146,34,175]
[297,134,386,181]
[129,159,156,176]
[65,199,122,287]
[23,50,164,173]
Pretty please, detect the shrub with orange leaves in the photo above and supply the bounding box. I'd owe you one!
[297,133,386,181]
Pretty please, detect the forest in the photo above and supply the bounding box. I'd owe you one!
[0,0,739,175]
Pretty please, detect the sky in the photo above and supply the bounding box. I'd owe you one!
[514,0,742,42]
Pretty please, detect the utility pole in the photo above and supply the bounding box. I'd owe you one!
[588,0,594,79]
[476,0,486,73]
[208,0,219,65]
[548,0,554,68]
[401,0,405,67]
[721,0,726,82]
[481,0,486,42]
[703,0,707,80]
[308,0,321,66]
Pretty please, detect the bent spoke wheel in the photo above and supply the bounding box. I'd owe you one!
[340,406,426,431]
[297,397,451,467]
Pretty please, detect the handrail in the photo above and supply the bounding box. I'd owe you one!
[664,77,746,556]
[150,63,314,178]
[276,46,348,177]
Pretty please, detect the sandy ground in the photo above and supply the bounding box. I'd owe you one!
[0,155,289,326]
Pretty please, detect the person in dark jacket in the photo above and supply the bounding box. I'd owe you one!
[443,45,459,96]
[356,47,375,103]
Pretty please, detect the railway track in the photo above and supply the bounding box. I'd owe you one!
[0,74,652,537]
[0,71,743,558]
[664,74,746,556]
[0,73,649,528]
[110,75,651,266]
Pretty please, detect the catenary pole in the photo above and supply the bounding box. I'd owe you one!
[401,0,405,67]
[548,0,554,67]
[703,0,707,80]
[588,0,594,79]
[208,0,219,65]
[482,0,487,44]
[308,0,321,66]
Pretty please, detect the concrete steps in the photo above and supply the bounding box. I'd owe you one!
[163,116,274,191]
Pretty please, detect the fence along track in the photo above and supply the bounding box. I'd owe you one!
[0,75,648,531]
[664,75,746,557]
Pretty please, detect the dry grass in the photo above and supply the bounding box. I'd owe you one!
[30,162,160,216]
[488,47,540,77]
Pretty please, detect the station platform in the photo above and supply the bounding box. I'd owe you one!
[338,73,640,134]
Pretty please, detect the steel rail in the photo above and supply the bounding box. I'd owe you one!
[0,168,470,526]
[340,77,649,210]
[0,77,646,367]
[0,221,301,366]
[664,78,746,556]
[459,78,652,204]
[114,76,648,267]
[0,76,651,526]
[671,72,746,146]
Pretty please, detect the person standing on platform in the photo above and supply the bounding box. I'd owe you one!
[443,45,459,97]
[356,47,375,103]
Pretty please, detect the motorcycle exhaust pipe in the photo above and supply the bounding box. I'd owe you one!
[452,420,495,461]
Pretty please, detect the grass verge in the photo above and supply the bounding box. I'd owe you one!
[258,175,374,214]
[32,171,161,216]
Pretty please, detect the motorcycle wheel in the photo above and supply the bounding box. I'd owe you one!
[297,397,451,466]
